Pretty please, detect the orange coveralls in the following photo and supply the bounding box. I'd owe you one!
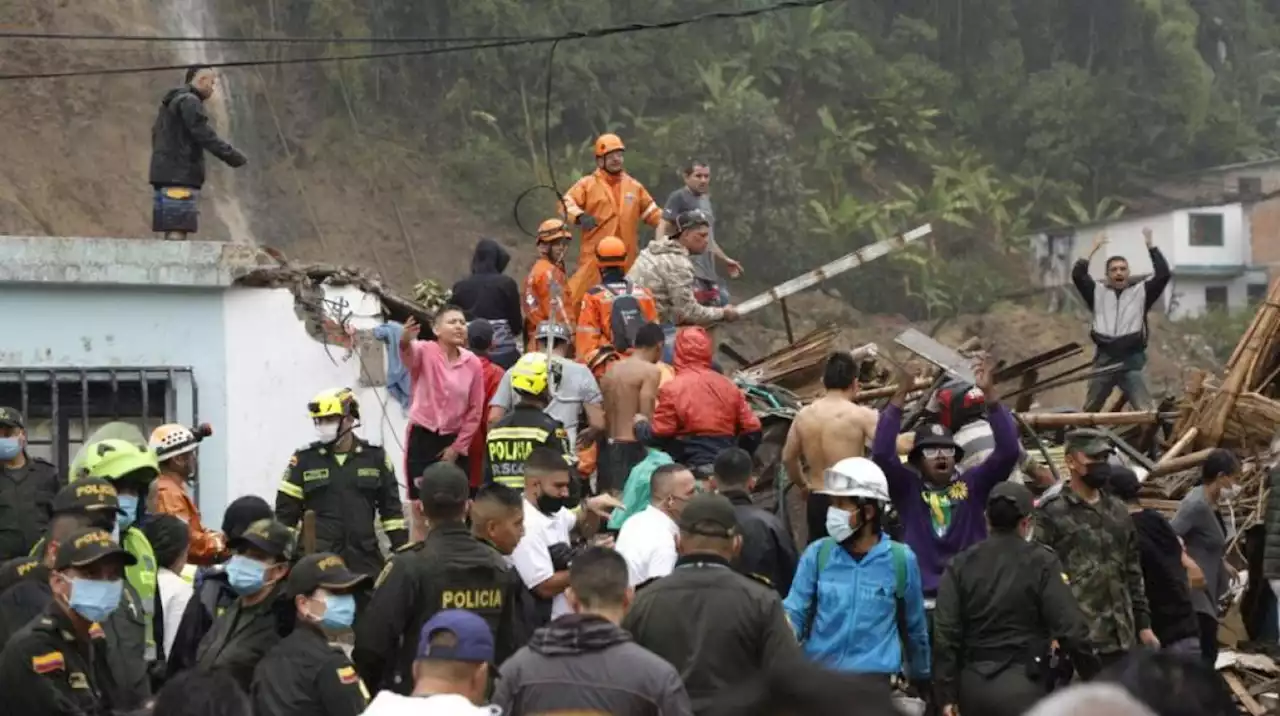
[523,257,574,350]
[561,169,661,308]
[150,472,226,565]
[574,280,659,359]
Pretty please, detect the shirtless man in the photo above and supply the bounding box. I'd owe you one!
[597,323,666,495]
[782,351,880,545]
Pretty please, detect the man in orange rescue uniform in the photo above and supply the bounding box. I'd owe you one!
[575,236,659,361]
[523,218,574,351]
[562,133,661,309]
[148,423,227,565]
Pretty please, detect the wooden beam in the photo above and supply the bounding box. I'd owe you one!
[1224,672,1267,716]
[1148,448,1216,479]
[1015,411,1170,428]
[1159,428,1200,466]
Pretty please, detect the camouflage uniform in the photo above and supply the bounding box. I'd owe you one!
[626,236,725,327]
[1033,486,1151,656]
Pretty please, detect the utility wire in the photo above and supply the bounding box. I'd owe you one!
[0,30,537,44]
[0,0,838,81]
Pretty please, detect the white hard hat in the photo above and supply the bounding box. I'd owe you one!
[149,424,199,461]
[817,457,890,502]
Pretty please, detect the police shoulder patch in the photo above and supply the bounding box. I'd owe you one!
[394,540,422,554]
[88,623,105,640]
[373,561,396,590]
[746,572,774,588]
[31,651,64,674]
[68,672,89,690]
[336,665,359,685]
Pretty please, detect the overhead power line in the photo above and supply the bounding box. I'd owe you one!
[0,0,839,82]
[0,30,536,44]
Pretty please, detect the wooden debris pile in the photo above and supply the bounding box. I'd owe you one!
[1216,651,1279,716]
[733,326,843,400]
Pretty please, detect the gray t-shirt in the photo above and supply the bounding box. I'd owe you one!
[663,186,718,281]
[1171,486,1230,618]
[490,356,603,450]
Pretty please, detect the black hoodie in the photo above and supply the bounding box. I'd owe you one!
[450,239,524,353]
[1130,508,1199,644]
[493,614,692,716]
[149,85,246,189]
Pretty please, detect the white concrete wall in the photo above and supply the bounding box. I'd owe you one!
[1168,204,1249,267]
[220,286,410,525]
[1166,269,1271,319]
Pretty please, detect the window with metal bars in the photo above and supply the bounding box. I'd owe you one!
[0,367,199,475]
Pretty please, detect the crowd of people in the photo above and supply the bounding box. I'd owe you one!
[0,63,1227,715]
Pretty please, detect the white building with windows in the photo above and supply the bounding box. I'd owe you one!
[0,236,421,527]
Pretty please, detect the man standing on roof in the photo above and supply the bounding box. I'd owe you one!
[1072,227,1171,411]
[563,134,662,309]
[575,236,659,361]
[276,388,407,579]
[0,406,61,561]
[149,423,226,566]
[149,65,248,241]
[525,219,575,351]
[452,239,524,369]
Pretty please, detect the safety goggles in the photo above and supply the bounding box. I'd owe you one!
[921,447,956,460]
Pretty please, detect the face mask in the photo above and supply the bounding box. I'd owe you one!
[536,492,568,515]
[1078,462,1110,490]
[825,506,858,543]
[315,423,340,443]
[1221,483,1242,501]
[66,577,123,624]
[0,437,20,461]
[318,593,357,631]
[226,555,269,595]
[117,495,139,532]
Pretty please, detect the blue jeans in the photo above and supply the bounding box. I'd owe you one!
[661,324,677,363]
[152,186,200,234]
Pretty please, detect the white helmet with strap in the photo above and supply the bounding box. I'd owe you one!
[817,457,890,503]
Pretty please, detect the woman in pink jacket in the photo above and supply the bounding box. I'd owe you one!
[400,306,485,500]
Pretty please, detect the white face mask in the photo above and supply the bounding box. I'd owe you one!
[825,506,857,543]
[315,423,340,443]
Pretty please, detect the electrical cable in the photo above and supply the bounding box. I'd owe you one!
[0,30,539,44]
[0,0,838,81]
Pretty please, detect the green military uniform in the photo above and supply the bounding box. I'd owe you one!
[934,484,1100,716]
[1034,483,1151,661]
[275,438,407,576]
[486,404,573,490]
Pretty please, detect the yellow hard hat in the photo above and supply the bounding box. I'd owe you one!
[81,439,160,487]
[594,133,625,157]
[510,353,550,397]
[308,388,359,420]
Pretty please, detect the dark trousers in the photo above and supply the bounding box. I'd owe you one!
[959,664,1045,716]
[806,492,831,545]
[598,440,647,495]
[1197,612,1220,667]
[406,424,466,500]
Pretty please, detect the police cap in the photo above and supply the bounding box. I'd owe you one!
[229,519,295,561]
[52,477,119,516]
[418,462,469,509]
[0,556,41,593]
[0,407,24,429]
[677,493,738,538]
[988,481,1034,517]
[54,527,136,570]
[288,553,370,596]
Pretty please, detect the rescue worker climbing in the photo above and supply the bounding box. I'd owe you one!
[562,133,662,309]
[635,327,761,477]
[524,218,574,351]
[487,353,575,490]
[275,388,407,578]
[149,423,227,565]
[575,235,658,360]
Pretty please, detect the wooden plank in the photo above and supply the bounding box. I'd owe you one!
[1159,428,1200,466]
[1224,672,1266,716]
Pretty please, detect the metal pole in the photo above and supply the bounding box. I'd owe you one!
[780,298,795,344]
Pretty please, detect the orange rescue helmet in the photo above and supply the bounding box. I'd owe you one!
[536,218,572,244]
[594,133,625,158]
[595,236,628,267]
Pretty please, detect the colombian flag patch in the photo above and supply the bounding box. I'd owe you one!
[31,652,64,674]
[337,666,359,685]
[88,623,106,639]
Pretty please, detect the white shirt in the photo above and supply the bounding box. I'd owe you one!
[364,692,502,716]
[156,567,193,661]
[510,498,577,618]
[614,505,678,587]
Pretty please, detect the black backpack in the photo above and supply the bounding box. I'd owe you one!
[605,281,646,352]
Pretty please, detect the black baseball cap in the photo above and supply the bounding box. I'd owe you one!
[0,407,24,429]
[418,462,469,506]
[288,553,371,596]
[52,478,119,516]
[677,493,738,537]
[417,609,495,663]
[988,482,1035,517]
[228,519,295,561]
[0,556,42,593]
[54,527,136,570]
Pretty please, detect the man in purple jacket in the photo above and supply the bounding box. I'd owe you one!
[871,359,1019,600]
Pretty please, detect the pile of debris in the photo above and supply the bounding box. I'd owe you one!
[1217,651,1280,716]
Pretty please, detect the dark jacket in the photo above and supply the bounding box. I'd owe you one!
[252,626,368,716]
[1130,509,1199,645]
[486,405,574,490]
[933,533,1099,710]
[0,603,122,716]
[166,567,236,676]
[149,85,246,189]
[0,564,50,648]
[1264,466,1280,582]
[451,239,524,354]
[493,613,692,716]
[0,457,60,561]
[195,583,294,692]
[722,490,796,597]
[353,524,525,694]
[1071,247,1170,359]
[622,553,800,715]
[103,579,151,710]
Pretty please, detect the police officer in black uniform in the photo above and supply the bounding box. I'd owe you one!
[276,388,407,578]
[0,407,63,561]
[932,482,1101,716]
[0,478,121,646]
[0,526,132,716]
[353,463,523,694]
[251,553,370,716]
[487,353,574,490]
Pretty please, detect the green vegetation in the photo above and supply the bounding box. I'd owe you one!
[222,0,1279,320]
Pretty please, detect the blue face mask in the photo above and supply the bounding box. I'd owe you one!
[319,593,357,631]
[0,437,21,461]
[226,555,269,595]
[117,495,139,532]
[66,577,123,624]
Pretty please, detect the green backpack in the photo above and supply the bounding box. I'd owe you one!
[804,538,916,672]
